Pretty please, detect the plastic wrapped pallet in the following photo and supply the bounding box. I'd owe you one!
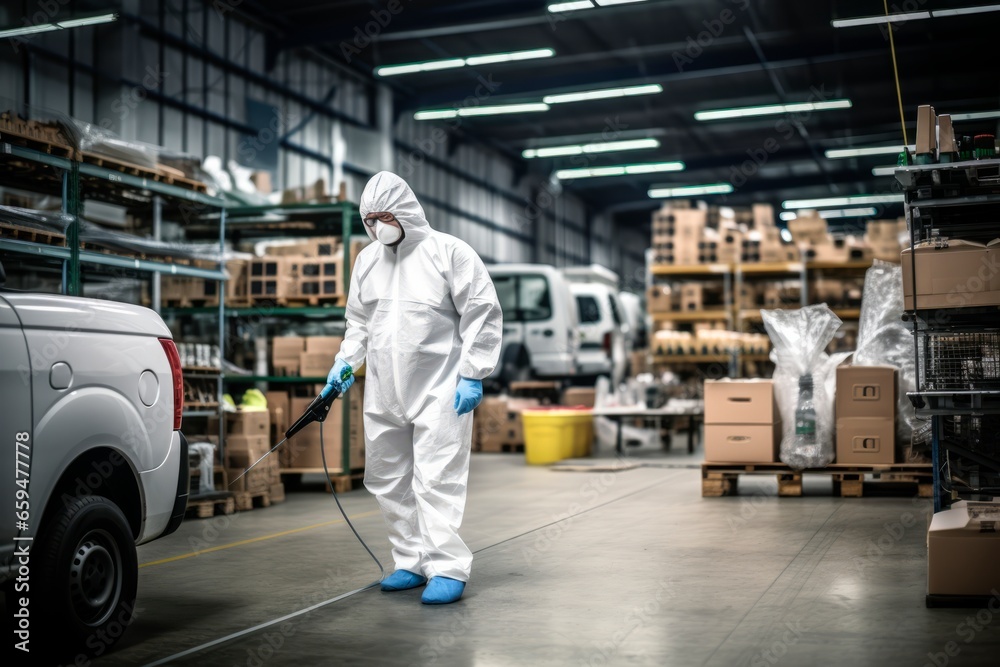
[853,260,926,457]
[762,305,846,469]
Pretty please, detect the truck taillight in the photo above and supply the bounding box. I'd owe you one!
[159,338,183,430]
[602,332,612,354]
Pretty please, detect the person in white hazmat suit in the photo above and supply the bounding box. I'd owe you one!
[322,171,503,605]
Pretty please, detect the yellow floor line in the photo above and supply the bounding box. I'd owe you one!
[140,510,381,568]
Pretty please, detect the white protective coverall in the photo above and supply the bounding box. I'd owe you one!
[335,172,503,582]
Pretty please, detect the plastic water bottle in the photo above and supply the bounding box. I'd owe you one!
[794,374,817,445]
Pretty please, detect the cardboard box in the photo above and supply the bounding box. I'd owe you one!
[681,283,703,311]
[272,336,305,375]
[752,203,774,229]
[647,285,679,313]
[474,396,540,449]
[704,422,782,463]
[266,237,341,258]
[718,227,743,264]
[704,379,780,425]
[928,501,1000,596]
[788,216,828,245]
[901,241,1000,309]
[300,351,335,378]
[224,434,270,459]
[210,410,270,437]
[305,336,343,354]
[561,387,596,408]
[265,391,289,443]
[836,365,897,420]
[916,104,937,157]
[250,171,272,194]
[249,257,294,302]
[835,417,895,464]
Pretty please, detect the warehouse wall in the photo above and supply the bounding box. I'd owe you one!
[0,0,646,274]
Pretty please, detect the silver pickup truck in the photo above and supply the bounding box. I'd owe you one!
[0,260,189,660]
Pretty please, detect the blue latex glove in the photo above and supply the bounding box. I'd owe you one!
[321,359,354,397]
[454,378,483,416]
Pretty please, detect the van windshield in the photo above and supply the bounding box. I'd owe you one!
[576,296,601,323]
[493,274,552,322]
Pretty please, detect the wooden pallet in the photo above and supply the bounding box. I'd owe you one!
[234,488,272,511]
[0,221,66,245]
[81,152,209,193]
[0,112,76,158]
[279,469,364,493]
[185,493,236,519]
[259,295,348,308]
[701,462,934,498]
[476,442,525,454]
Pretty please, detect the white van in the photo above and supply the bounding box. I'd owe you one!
[568,282,629,386]
[486,264,579,386]
[618,291,646,350]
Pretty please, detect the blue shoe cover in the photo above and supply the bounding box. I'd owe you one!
[381,570,427,591]
[421,577,466,604]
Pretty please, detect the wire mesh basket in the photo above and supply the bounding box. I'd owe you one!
[918,332,1000,391]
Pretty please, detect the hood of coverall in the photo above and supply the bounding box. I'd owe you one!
[359,172,431,245]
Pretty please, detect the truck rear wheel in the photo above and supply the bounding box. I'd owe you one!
[34,495,138,660]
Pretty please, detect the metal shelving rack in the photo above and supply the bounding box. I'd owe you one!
[163,199,365,476]
[896,158,1000,513]
[645,257,874,377]
[0,141,229,449]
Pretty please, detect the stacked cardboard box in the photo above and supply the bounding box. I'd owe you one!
[704,379,781,463]
[835,364,897,464]
[285,257,343,302]
[299,336,343,377]
[811,277,864,308]
[647,285,680,313]
[652,330,769,356]
[213,410,278,494]
[272,336,306,376]
[651,206,705,265]
[281,378,365,470]
[161,259,250,307]
[249,256,294,301]
[866,219,907,262]
[561,387,596,408]
[901,240,1000,310]
[473,396,541,452]
[679,282,725,312]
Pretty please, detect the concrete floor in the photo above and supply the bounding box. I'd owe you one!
[40,441,1000,665]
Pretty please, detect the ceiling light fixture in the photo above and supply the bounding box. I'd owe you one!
[695,99,852,121]
[0,11,118,39]
[782,194,903,209]
[555,161,685,180]
[522,138,659,158]
[932,4,1000,16]
[414,103,550,120]
[648,183,733,198]
[951,110,1000,121]
[548,1,595,12]
[824,145,911,159]
[378,48,554,77]
[871,166,898,177]
[543,84,662,105]
[818,207,878,219]
[831,11,930,28]
[779,211,797,222]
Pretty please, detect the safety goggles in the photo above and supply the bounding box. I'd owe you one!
[364,212,397,228]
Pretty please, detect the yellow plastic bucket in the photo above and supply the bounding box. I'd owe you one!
[521,409,594,465]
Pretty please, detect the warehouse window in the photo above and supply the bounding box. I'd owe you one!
[608,296,622,325]
[576,296,601,324]
[493,274,552,322]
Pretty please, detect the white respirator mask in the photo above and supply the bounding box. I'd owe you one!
[375,221,403,245]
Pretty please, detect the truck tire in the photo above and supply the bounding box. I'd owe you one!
[34,495,138,661]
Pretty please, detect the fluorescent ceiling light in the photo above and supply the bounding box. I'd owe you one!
[695,99,852,121]
[522,138,659,158]
[952,110,1000,121]
[555,161,684,180]
[0,11,118,38]
[648,183,733,198]
[872,166,898,177]
[596,0,648,5]
[465,48,554,66]
[548,1,595,12]
[825,145,911,159]
[543,84,662,105]
[932,4,1000,17]
[780,228,794,242]
[779,212,797,222]
[782,194,903,209]
[831,11,930,28]
[818,207,878,219]
[378,48,554,77]
[415,103,549,120]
